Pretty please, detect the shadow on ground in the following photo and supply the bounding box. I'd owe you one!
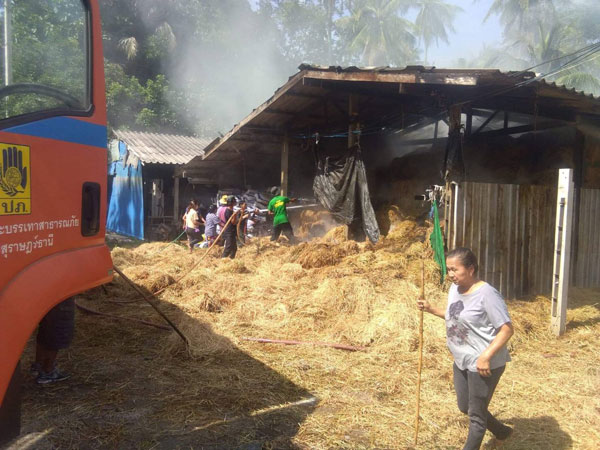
[7,281,317,449]
[500,415,573,450]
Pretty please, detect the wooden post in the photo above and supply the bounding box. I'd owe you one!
[414,261,425,445]
[551,169,574,336]
[465,107,472,137]
[281,132,289,197]
[348,94,359,148]
[452,182,459,250]
[173,175,180,224]
[444,106,462,246]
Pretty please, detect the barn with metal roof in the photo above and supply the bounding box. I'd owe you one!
[179,64,600,324]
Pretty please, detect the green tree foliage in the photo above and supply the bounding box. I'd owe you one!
[101,0,288,135]
[100,0,466,134]
[0,0,89,117]
[336,0,417,66]
[10,1,599,135]
[261,1,461,67]
[413,0,462,64]
[479,0,600,95]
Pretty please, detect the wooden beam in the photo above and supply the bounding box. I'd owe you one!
[303,70,416,84]
[472,110,500,135]
[281,132,289,196]
[348,94,359,148]
[449,104,462,132]
[392,111,446,138]
[466,107,473,137]
[265,108,325,121]
[400,119,570,146]
[284,91,324,100]
[445,105,462,240]
[243,125,285,134]
[173,176,180,225]
[229,135,286,145]
[473,120,568,138]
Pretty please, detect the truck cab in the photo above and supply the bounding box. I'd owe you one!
[0,0,113,442]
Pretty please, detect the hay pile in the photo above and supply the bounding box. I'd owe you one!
[294,209,340,241]
[17,209,600,449]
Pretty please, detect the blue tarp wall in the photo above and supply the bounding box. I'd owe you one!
[107,141,144,240]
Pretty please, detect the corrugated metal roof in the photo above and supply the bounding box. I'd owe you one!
[181,64,600,176]
[536,78,598,100]
[114,130,212,165]
[297,64,598,100]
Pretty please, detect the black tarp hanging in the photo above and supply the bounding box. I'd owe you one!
[313,144,380,243]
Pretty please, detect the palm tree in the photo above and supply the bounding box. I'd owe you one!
[483,0,558,33]
[483,0,600,95]
[412,0,462,64]
[337,0,417,66]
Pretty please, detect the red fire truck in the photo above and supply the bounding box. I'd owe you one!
[0,0,113,442]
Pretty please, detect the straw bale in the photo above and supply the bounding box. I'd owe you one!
[290,241,359,269]
[216,259,251,274]
[385,219,422,243]
[375,203,404,235]
[296,210,339,240]
[321,225,348,243]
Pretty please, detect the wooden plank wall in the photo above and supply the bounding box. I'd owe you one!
[448,182,557,299]
[574,189,600,287]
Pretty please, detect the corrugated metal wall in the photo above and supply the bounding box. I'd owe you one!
[448,182,557,299]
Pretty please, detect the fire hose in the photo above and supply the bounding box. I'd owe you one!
[92,212,240,344]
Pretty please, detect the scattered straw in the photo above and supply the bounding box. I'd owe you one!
[16,207,600,449]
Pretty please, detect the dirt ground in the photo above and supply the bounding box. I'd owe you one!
[6,221,600,450]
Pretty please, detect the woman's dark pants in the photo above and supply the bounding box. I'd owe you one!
[186,227,201,249]
[222,232,237,259]
[453,363,512,450]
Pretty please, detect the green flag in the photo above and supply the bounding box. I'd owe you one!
[429,201,447,283]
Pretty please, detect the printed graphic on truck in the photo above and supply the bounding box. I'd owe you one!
[0,143,30,215]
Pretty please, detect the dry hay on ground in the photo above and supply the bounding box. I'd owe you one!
[295,209,339,240]
[16,209,600,449]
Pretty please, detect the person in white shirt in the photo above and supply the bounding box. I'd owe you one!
[417,247,514,450]
[183,200,203,253]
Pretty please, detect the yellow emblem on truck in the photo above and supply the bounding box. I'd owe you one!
[0,143,31,215]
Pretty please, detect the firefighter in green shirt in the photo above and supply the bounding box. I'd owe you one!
[267,195,296,243]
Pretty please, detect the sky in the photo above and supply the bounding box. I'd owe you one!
[426,0,503,66]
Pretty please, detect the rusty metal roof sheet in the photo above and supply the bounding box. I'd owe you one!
[114,130,212,165]
[180,64,600,177]
[296,64,598,99]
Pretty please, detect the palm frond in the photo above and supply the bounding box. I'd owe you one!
[156,22,177,52]
[118,37,139,60]
[555,71,600,96]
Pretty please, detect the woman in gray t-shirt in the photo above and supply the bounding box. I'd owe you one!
[417,247,514,450]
